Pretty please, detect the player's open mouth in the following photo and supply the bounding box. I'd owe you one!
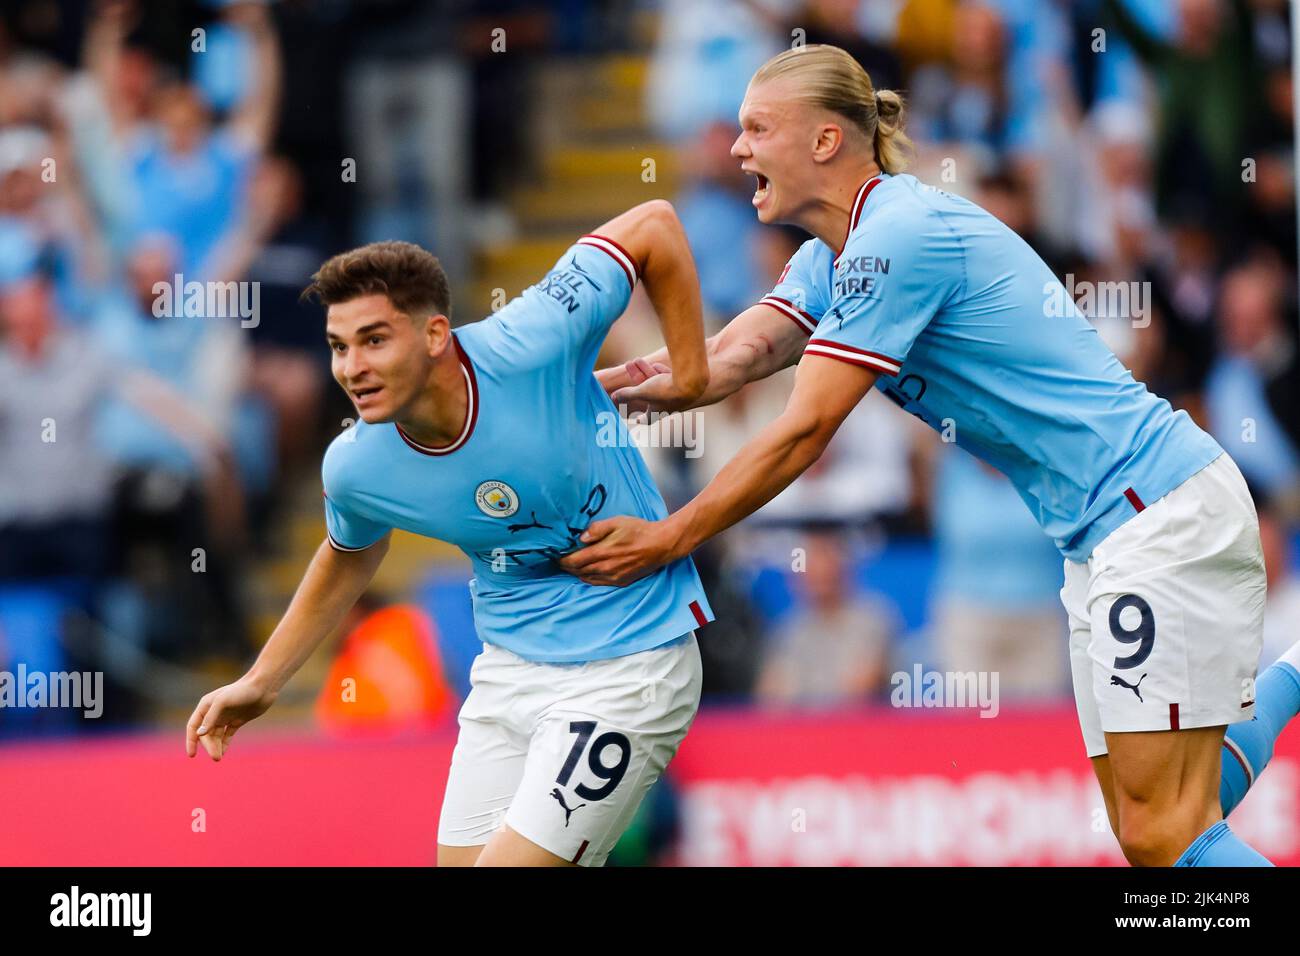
[751,172,770,208]
[352,385,383,405]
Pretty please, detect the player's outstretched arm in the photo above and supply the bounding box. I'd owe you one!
[597,302,808,413]
[561,355,878,586]
[591,200,708,410]
[185,534,390,761]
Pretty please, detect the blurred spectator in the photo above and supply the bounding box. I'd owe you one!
[909,4,1026,166]
[676,121,764,326]
[785,0,903,92]
[346,0,472,279]
[929,450,1069,699]
[0,270,226,587]
[0,274,115,585]
[755,529,898,708]
[1141,217,1221,407]
[208,155,332,486]
[1069,0,1171,112]
[315,597,457,732]
[1103,0,1264,230]
[123,76,265,278]
[1242,36,1298,270]
[93,234,250,489]
[0,122,104,321]
[1205,251,1300,506]
[268,0,356,255]
[646,0,783,142]
[71,1,281,278]
[1074,100,1157,274]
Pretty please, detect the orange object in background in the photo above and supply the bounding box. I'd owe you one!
[315,604,456,730]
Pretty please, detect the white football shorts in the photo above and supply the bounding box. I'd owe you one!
[437,632,701,866]
[1061,452,1266,758]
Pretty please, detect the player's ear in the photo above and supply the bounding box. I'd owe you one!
[812,123,843,165]
[423,313,451,357]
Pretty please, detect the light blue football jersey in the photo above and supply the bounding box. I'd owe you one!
[322,235,714,663]
[760,173,1223,562]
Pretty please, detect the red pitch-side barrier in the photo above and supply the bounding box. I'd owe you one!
[0,706,1295,866]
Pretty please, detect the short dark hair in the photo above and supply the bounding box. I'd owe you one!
[303,240,451,321]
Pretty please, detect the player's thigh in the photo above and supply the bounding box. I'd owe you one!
[437,843,486,867]
[475,824,573,867]
[1104,724,1225,810]
[1104,726,1225,863]
[436,716,529,858]
[505,635,702,867]
[436,654,531,858]
[1089,754,1119,837]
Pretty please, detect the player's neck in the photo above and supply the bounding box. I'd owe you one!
[395,346,468,448]
[800,161,881,255]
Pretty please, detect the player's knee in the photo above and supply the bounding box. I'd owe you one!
[1116,813,1175,866]
[1102,804,1120,840]
[1115,802,1210,867]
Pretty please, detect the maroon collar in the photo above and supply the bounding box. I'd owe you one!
[833,174,885,262]
[394,333,479,456]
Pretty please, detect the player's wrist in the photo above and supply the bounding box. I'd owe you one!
[662,511,698,562]
[244,666,284,701]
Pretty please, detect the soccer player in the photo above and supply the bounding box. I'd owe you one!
[185,200,716,867]
[562,45,1300,866]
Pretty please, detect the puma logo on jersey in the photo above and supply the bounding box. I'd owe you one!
[1110,673,1148,702]
[550,788,586,827]
[507,511,552,533]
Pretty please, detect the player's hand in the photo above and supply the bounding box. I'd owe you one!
[610,368,703,416]
[559,515,680,587]
[595,358,670,404]
[185,676,277,762]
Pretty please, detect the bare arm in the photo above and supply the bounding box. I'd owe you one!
[590,200,708,406]
[83,0,137,139]
[246,537,389,694]
[198,159,287,283]
[119,369,231,468]
[598,303,808,412]
[1101,0,1168,64]
[186,535,389,759]
[225,3,283,154]
[561,355,878,586]
[660,355,878,555]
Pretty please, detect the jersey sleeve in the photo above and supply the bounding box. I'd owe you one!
[321,445,390,552]
[803,211,959,376]
[322,492,389,552]
[756,238,824,336]
[488,234,640,373]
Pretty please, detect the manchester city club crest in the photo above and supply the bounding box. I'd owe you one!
[475,480,520,518]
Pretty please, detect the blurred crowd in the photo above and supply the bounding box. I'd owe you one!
[0,0,1298,741]
[0,0,599,729]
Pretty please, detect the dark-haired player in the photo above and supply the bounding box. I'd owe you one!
[186,200,714,867]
